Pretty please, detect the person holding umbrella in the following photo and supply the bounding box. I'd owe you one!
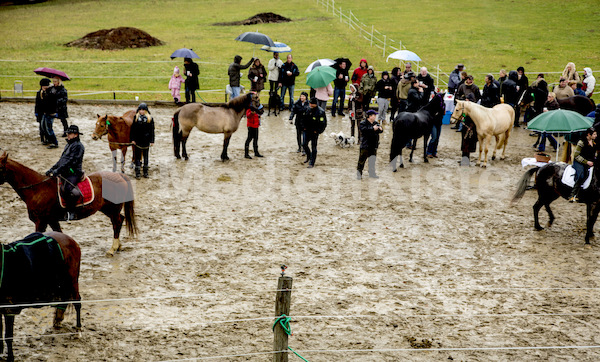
[229,55,255,99]
[184,58,200,103]
[46,76,69,139]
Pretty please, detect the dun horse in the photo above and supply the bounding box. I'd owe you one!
[512,156,600,244]
[450,100,514,167]
[0,231,81,362]
[92,111,135,172]
[172,93,260,161]
[0,151,137,256]
[389,93,446,171]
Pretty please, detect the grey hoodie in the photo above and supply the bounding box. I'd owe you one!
[583,67,595,97]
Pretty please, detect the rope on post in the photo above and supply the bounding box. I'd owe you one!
[272,314,310,362]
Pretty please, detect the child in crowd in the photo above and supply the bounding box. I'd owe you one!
[168,66,185,103]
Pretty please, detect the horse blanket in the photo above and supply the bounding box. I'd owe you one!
[57,176,94,208]
[561,165,593,189]
[0,233,68,313]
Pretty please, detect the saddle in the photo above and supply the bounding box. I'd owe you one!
[561,165,593,189]
[57,176,95,208]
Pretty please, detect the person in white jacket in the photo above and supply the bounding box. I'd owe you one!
[267,52,283,96]
[583,67,596,97]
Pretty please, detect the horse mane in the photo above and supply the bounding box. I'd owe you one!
[6,157,47,184]
[216,93,250,113]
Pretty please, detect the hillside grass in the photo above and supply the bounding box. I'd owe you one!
[0,0,598,102]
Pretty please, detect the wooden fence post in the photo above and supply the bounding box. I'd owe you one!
[273,267,293,362]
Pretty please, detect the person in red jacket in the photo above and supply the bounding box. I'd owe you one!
[351,58,369,84]
[244,103,264,159]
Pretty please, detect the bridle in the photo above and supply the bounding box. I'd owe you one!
[451,103,466,123]
[92,115,110,139]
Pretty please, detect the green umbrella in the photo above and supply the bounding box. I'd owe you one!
[527,109,593,161]
[306,66,336,89]
[527,109,593,133]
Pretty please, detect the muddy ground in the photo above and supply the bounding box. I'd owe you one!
[0,101,599,361]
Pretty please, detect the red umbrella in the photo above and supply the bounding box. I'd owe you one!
[33,67,70,81]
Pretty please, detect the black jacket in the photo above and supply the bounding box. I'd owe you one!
[130,113,155,147]
[46,85,68,118]
[184,61,200,91]
[481,82,500,107]
[35,89,54,117]
[48,137,84,177]
[376,77,394,99]
[289,99,310,127]
[417,73,435,99]
[228,56,254,87]
[501,71,519,105]
[406,88,423,112]
[279,61,300,86]
[334,68,349,89]
[359,119,383,149]
[303,106,327,134]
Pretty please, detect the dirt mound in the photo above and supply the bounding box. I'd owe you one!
[65,27,164,50]
[214,12,291,26]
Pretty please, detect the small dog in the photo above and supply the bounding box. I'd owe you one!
[330,131,356,148]
[267,90,281,116]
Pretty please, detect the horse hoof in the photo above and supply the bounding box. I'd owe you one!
[535,225,544,231]
[106,250,115,257]
[399,164,404,168]
[409,159,413,163]
[481,164,487,168]
[175,155,181,159]
[424,158,429,163]
[184,156,189,161]
[492,156,496,161]
[500,156,505,160]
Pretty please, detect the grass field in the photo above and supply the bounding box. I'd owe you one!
[0,0,598,102]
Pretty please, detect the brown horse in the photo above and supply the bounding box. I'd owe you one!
[172,92,260,161]
[92,110,135,172]
[0,151,137,256]
[0,231,81,362]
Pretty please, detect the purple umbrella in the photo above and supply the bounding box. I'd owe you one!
[33,67,70,81]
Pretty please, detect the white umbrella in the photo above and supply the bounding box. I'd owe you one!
[304,58,335,73]
[386,50,421,62]
[261,41,292,53]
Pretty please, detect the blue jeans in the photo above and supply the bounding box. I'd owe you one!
[280,85,295,110]
[427,123,441,156]
[230,86,241,100]
[42,114,58,145]
[537,133,557,151]
[332,87,345,115]
[573,161,587,183]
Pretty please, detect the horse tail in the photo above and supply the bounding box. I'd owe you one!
[511,167,539,203]
[124,199,138,237]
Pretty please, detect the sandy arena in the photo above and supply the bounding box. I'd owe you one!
[0,101,599,361]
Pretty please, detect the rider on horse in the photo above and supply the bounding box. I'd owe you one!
[46,125,85,221]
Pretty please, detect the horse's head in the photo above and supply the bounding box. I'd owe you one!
[450,100,466,124]
[519,88,535,107]
[0,151,8,185]
[246,92,261,110]
[92,114,110,140]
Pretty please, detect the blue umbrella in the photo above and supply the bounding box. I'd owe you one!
[170,48,200,60]
[261,42,292,53]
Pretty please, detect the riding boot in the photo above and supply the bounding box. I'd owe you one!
[143,166,149,178]
[244,146,252,159]
[135,165,141,179]
[254,147,263,158]
[569,181,582,203]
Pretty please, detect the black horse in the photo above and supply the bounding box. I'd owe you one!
[389,93,446,171]
[512,156,600,244]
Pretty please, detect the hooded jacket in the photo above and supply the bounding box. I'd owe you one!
[267,56,283,82]
[228,55,254,87]
[359,66,377,97]
[351,59,368,83]
[583,68,596,97]
[46,84,68,119]
[376,71,394,99]
[448,67,461,90]
[248,62,267,92]
[500,71,519,105]
[397,75,412,100]
[130,112,155,147]
[184,61,200,91]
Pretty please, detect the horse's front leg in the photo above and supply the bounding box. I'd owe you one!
[533,199,544,230]
[107,211,125,256]
[481,136,491,168]
[120,147,127,173]
[585,202,600,244]
[181,136,189,161]
[423,134,430,163]
[111,149,118,173]
[492,135,500,160]
[221,133,232,161]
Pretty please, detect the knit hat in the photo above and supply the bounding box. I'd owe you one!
[40,78,51,86]
[309,97,318,105]
[173,66,180,75]
[366,110,378,116]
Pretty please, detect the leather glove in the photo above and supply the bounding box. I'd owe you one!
[45,170,53,177]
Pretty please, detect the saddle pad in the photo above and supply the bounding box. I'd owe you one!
[561,165,593,189]
[58,176,95,208]
[1,233,68,308]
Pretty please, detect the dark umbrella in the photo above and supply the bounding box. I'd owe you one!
[333,57,352,70]
[235,31,275,47]
[33,67,70,81]
[170,48,200,60]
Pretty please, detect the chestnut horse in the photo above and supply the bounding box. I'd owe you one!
[450,100,514,167]
[0,231,81,362]
[172,92,260,161]
[92,110,135,172]
[0,151,137,256]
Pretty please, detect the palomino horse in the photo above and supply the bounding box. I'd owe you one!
[172,92,261,161]
[389,93,446,171]
[512,156,600,244]
[0,231,81,362]
[92,111,135,172]
[450,100,514,167]
[0,151,137,256]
